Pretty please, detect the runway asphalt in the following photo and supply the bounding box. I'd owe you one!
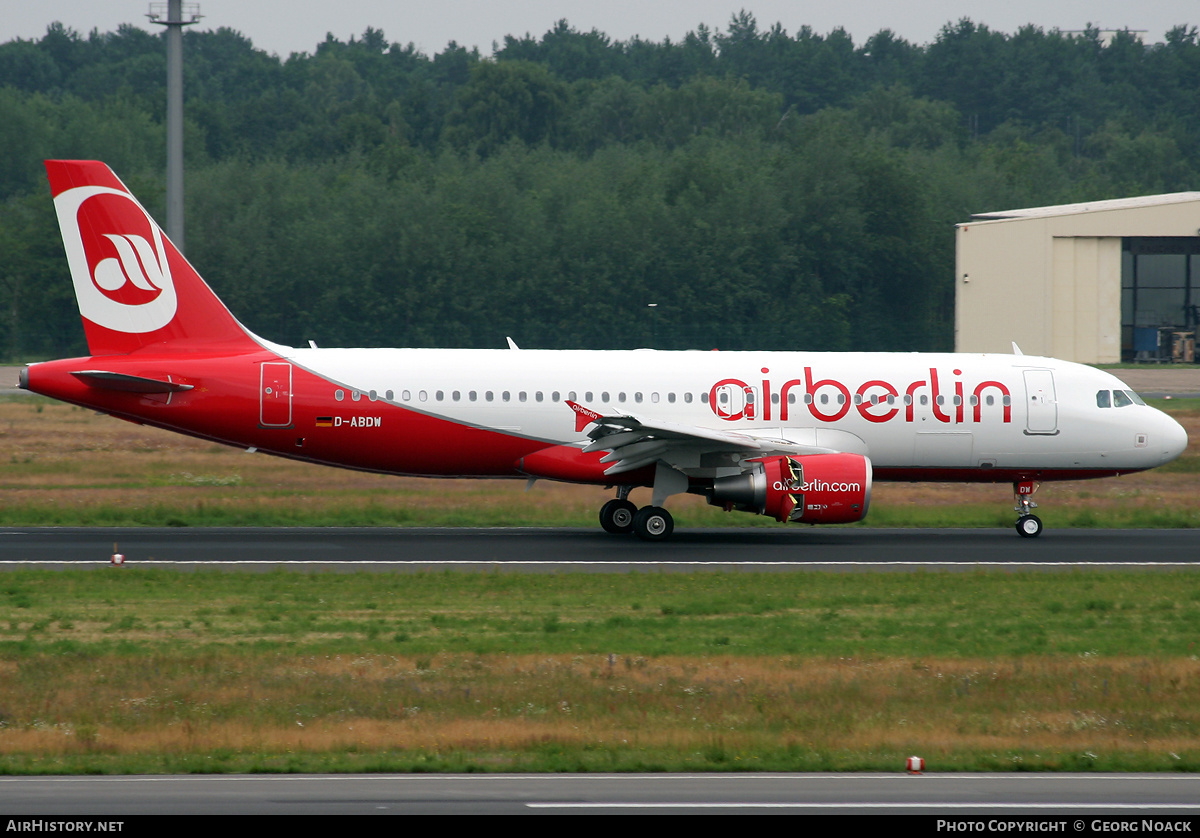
[1,526,1197,570]
[2,772,1199,815]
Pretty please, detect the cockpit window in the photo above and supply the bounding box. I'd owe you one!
[1098,389,1145,408]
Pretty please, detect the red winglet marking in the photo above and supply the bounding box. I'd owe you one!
[566,400,601,433]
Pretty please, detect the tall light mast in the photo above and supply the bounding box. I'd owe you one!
[147,1,202,254]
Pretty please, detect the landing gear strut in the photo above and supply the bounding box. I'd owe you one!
[1013,480,1042,538]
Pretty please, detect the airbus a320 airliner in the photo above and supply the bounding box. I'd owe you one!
[19,161,1189,540]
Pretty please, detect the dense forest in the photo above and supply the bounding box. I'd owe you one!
[1,14,1199,359]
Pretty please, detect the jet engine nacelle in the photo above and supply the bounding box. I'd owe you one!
[707,453,872,524]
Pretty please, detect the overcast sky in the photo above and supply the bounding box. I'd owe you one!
[4,1,1196,57]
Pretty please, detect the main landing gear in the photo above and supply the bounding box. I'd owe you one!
[1013,480,1042,538]
[599,487,674,541]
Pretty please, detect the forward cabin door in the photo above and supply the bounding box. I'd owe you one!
[260,362,293,428]
[1023,369,1058,435]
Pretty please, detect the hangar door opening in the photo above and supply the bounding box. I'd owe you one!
[1122,237,1200,361]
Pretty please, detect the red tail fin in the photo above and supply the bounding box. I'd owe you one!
[45,160,260,355]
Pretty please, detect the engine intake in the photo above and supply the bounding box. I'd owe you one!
[707,453,872,524]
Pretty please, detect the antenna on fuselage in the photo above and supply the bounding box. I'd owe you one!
[1012,342,1024,356]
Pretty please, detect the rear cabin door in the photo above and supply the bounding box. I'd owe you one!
[260,362,293,428]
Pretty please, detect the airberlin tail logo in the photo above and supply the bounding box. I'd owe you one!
[53,185,178,333]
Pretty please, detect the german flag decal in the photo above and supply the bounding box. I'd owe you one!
[315,416,333,427]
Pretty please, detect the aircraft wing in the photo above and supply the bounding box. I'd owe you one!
[567,401,841,475]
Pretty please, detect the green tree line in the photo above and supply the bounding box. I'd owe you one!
[1,14,1198,358]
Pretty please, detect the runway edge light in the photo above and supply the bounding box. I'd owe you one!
[906,756,924,774]
[111,542,125,567]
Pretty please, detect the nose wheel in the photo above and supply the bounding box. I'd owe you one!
[1016,514,1043,538]
[1013,480,1042,538]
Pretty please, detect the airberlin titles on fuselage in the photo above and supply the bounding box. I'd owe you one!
[707,367,1013,425]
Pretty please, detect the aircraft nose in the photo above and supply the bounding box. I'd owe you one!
[1157,410,1189,464]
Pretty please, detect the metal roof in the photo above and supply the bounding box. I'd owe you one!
[970,192,1200,221]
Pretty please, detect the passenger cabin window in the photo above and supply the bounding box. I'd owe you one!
[335,389,345,401]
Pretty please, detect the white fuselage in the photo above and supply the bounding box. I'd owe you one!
[280,347,1187,480]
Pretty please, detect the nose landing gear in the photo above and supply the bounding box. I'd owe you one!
[1014,480,1042,538]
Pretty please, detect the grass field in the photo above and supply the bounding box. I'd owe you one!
[1,569,1200,774]
[1,396,1198,774]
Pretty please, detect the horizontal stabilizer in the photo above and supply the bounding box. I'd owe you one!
[70,370,193,394]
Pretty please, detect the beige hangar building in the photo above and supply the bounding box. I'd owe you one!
[954,193,1200,364]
